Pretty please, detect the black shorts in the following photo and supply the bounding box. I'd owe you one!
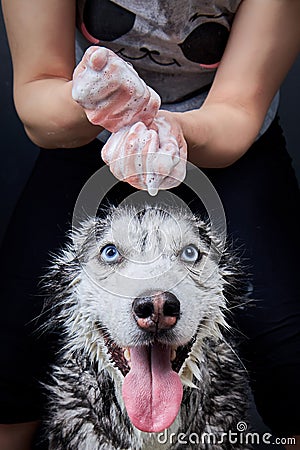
[0,118,299,436]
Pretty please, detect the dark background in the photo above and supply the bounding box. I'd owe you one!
[0,6,299,448]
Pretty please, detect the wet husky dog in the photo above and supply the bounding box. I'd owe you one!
[45,205,250,449]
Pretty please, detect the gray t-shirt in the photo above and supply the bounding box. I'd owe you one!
[76,0,279,138]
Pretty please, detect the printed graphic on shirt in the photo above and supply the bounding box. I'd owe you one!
[76,0,242,102]
[78,0,240,67]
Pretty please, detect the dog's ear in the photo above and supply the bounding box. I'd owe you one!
[36,239,81,337]
[194,217,215,254]
[71,216,110,264]
[45,238,80,293]
[195,217,251,316]
[218,243,252,337]
[45,215,105,291]
[71,217,98,253]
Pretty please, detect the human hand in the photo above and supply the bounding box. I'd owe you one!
[72,46,161,133]
[101,111,187,195]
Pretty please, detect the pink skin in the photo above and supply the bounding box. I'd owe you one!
[122,344,183,432]
[102,111,187,195]
[103,122,160,189]
[72,46,161,133]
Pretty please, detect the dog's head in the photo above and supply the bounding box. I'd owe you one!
[49,204,236,433]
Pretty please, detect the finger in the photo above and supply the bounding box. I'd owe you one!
[82,61,152,131]
[101,126,130,165]
[158,157,187,190]
[128,87,160,130]
[119,123,147,184]
[87,53,159,131]
[102,127,134,181]
[138,129,160,194]
[104,122,160,191]
[102,123,148,185]
[92,84,146,132]
[72,47,123,114]
[150,113,187,190]
[87,46,109,71]
[156,132,187,189]
[73,46,108,81]
[150,136,180,178]
[155,114,187,165]
[139,87,161,127]
[121,124,158,189]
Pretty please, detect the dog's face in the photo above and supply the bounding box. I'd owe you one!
[61,205,229,433]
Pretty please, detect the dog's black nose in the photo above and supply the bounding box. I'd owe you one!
[133,292,180,332]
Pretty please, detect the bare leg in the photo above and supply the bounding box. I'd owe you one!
[0,422,38,450]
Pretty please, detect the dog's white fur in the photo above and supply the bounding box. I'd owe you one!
[45,205,250,450]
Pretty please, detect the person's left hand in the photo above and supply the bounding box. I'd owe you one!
[101,111,187,195]
[72,46,161,133]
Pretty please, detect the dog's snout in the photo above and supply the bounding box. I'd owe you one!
[163,294,180,318]
[133,292,180,332]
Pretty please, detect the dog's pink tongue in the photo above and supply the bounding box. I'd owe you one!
[122,344,183,433]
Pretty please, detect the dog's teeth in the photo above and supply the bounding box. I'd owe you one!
[124,348,131,362]
[170,348,177,361]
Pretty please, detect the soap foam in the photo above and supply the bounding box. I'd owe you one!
[102,116,187,195]
[72,46,160,133]
[73,46,187,194]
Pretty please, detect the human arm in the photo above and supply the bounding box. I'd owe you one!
[1,0,101,149]
[174,0,300,168]
[100,0,300,191]
[1,0,159,149]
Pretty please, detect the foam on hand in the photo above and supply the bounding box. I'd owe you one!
[72,46,161,133]
[101,117,187,196]
[73,46,187,195]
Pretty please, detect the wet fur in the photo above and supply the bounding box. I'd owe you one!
[44,205,251,449]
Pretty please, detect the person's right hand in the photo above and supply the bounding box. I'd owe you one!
[72,46,161,133]
[101,111,187,196]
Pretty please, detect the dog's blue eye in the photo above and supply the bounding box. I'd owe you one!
[180,245,201,263]
[100,244,120,263]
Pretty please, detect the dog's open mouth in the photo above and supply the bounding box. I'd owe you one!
[104,336,195,433]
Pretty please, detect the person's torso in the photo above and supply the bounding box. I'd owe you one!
[76,0,279,137]
[76,0,242,104]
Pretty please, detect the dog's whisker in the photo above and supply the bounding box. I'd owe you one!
[226,298,254,311]
[222,340,249,374]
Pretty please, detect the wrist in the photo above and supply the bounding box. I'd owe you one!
[174,105,258,168]
[173,109,210,150]
[17,79,103,149]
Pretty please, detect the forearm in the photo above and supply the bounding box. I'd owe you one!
[175,101,261,168]
[15,78,102,149]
